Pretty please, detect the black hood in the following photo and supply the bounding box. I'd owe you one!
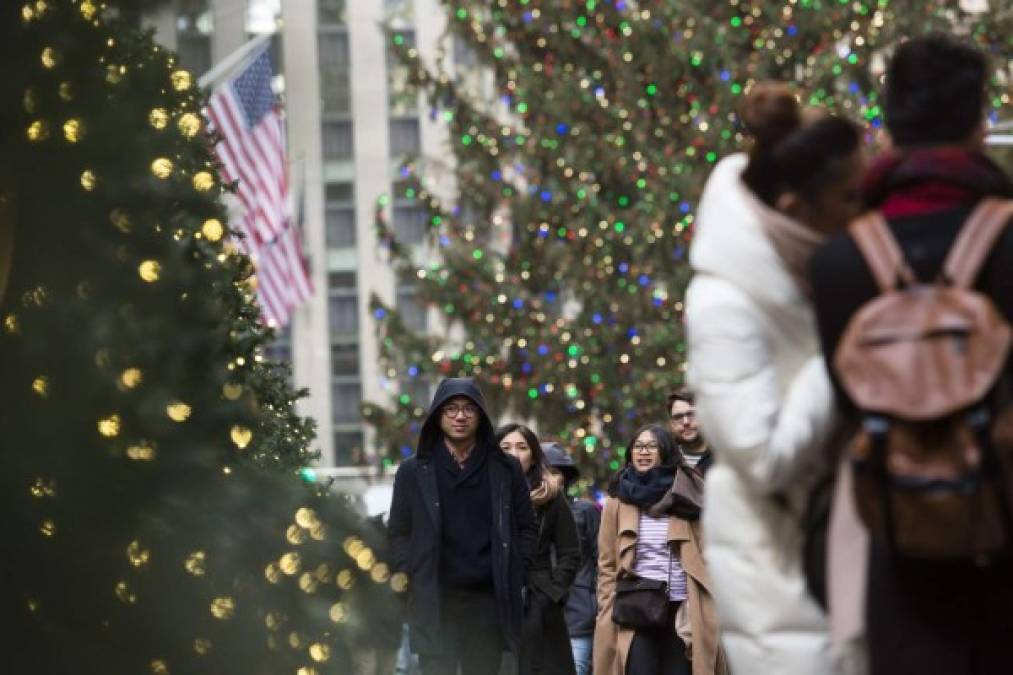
[543,442,579,484]
[416,378,495,459]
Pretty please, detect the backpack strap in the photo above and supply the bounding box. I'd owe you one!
[942,198,1013,289]
[849,211,916,293]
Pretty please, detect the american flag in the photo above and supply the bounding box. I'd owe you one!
[206,46,312,327]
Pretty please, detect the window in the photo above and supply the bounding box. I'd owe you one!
[396,287,427,332]
[328,272,358,336]
[326,182,354,202]
[328,294,358,335]
[326,205,356,248]
[389,118,420,157]
[331,343,360,377]
[176,0,212,76]
[392,205,426,244]
[333,430,365,466]
[318,0,344,25]
[325,181,355,250]
[332,379,363,425]
[322,120,354,160]
[319,31,351,114]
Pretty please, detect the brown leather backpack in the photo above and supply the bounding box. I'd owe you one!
[834,198,1013,561]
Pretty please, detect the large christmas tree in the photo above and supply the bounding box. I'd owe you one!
[0,1,400,671]
[364,0,1012,484]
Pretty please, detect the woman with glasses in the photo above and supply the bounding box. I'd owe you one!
[497,423,581,675]
[593,425,724,675]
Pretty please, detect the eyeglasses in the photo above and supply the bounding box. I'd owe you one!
[670,411,695,423]
[631,443,660,453]
[442,404,478,419]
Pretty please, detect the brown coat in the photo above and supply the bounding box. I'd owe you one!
[593,496,726,675]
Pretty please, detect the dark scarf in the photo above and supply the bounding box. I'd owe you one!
[862,147,1013,219]
[616,464,704,521]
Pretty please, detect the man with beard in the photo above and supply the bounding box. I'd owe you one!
[667,390,713,475]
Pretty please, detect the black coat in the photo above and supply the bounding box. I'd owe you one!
[563,499,600,638]
[388,378,538,653]
[521,491,581,675]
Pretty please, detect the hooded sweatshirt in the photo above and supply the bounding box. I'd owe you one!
[417,379,499,589]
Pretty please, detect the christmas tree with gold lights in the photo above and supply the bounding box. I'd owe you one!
[0,1,401,671]
[364,0,1011,484]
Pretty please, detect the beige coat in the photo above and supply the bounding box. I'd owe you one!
[593,496,726,675]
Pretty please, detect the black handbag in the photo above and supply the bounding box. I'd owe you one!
[611,576,671,629]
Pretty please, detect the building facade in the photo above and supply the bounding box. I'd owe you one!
[147,0,449,467]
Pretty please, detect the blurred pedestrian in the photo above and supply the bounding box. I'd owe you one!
[810,34,1013,675]
[593,425,723,675]
[389,378,538,675]
[543,441,601,675]
[498,425,580,675]
[685,82,865,674]
[666,391,712,475]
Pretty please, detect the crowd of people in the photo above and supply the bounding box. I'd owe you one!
[385,33,1013,675]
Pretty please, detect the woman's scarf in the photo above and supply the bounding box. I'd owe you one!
[616,464,704,521]
[758,204,827,299]
[529,467,561,508]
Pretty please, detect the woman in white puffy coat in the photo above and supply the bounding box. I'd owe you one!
[685,84,864,675]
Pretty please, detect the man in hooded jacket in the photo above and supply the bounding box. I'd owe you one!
[388,378,538,675]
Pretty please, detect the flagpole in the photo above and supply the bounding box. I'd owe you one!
[197,31,274,89]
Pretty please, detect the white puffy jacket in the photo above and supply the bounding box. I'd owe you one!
[686,154,837,675]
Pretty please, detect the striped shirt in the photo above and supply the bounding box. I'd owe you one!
[633,512,688,602]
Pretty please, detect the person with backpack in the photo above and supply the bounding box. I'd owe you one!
[684,82,865,674]
[809,34,1013,675]
[543,442,601,675]
[498,424,581,675]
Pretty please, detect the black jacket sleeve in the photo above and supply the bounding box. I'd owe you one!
[510,460,538,571]
[388,460,413,575]
[544,496,581,604]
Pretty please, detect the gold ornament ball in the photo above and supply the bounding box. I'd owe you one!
[150,660,169,675]
[80,170,97,191]
[126,540,151,567]
[279,552,301,575]
[309,644,331,663]
[328,602,348,624]
[194,638,212,656]
[230,425,253,449]
[40,47,59,69]
[201,218,224,242]
[31,376,49,397]
[151,158,174,179]
[138,259,161,283]
[170,70,192,91]
[58,81,73,101]
[26,120,49,141]
[185,550,207,576]
[119,368,143,389]
[40,519,55,537]
[192,171,215,192]
[126,443,156,461]
[177,112,201,137]
[79,0,97,19]
[210,596,235,620]
[63,118,83,143]
[98,414,121,437]
[149,108,169,130]
[166,402,192,422]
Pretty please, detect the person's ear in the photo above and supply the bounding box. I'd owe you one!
[775,191,804,219]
